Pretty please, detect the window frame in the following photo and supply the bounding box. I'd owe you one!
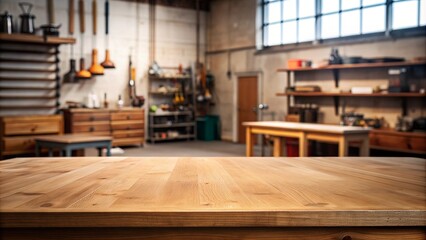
[260,0,426,50]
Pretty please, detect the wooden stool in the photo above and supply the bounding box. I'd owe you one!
[35,134,113,157]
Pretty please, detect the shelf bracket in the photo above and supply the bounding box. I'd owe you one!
[333,96,340,115]
[402,97,407,116]
[332,69,339,88]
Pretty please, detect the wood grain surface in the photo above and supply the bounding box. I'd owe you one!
[0,157,425,228]
[243,121,370,134]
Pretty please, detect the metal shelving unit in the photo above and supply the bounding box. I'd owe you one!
[147,72,196,143]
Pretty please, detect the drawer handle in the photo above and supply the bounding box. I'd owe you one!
[89,127,95,132]
[127,116,130,120]
[89,116,95,121]
[340,235,352,240]
[31,126,37,132]
[126,127,130,130]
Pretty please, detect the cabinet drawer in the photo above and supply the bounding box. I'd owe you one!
[112,129,144,139]
[72,122,111,133]
[111,111,144,121]
[111,120,144,130]
[2,136,36,154]
[113,137,143,146]
[72,113,110,122]
[370,133,426,153]
[407,136,426,152]
[4,122,61,136]
[370,134,407,149]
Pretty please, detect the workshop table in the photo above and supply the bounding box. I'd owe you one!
[243,121,371,157]
[34,134,112,157]
[0,157,425,239]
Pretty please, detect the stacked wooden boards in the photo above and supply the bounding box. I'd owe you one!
[63,108,144,147]
[0,157,424,239]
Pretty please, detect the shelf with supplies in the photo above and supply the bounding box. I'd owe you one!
[0,34,75,115]
[276,92,426,97]
[277,60,426,72]
[147,66,197,143]
[277,58,426,116]
[0,33,76,45]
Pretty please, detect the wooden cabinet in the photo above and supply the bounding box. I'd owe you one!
[0,115,63,158]
[110,110,145,147]
[370,129,426,154]
[63,108,145,147]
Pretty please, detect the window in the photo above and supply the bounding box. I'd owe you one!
[262,0,426,47]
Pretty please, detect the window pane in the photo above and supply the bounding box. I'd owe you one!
[283,0,297,20]
[341,10,360,36]
[265,23,282,46]
[283,21,297,44]
[362,6,386,33]
[298,18,316,42]
[321,13,340,39]
[322,0,339,13]
[421,0,426,26]
[392,0,419,29]
[299,0,315,18]
[342,0,360,10]
[265,1,281,24]
[362,0,386,7]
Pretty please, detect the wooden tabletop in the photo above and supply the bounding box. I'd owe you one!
[0,157,424,228]
[243,121,371,134]
[34,134,112,144]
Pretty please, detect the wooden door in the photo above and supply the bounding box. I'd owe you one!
[238,76,258,144]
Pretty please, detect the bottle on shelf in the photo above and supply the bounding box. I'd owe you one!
[117,94,124,108]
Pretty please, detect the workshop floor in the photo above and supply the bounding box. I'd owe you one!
[86,141,270,157]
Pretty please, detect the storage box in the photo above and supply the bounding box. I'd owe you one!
[196,115,220,141]
[288,59,303,69]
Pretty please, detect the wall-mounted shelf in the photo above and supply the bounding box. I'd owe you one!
[277,61,426,72]
[0,58,58,64]
[0,105,57,109]
[0,77,56,82]
[0,96,56,100]
[278,61,426,88]
[278,60,426,116]
[276,92,426,97]
[0,33,76,45]
[0,86,55,91]
[0,68,57,73]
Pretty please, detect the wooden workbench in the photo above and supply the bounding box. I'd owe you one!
[243,121,371,157]
[0,157,424,239]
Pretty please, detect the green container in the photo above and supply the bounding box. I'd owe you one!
[196,115,220,141]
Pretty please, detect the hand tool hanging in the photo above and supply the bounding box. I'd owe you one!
[76,0,91,79]
[101,0,115,68]
[128,55,144,107]
[88,0,104,75]
[40,0,61,36]
[64,0,78,83]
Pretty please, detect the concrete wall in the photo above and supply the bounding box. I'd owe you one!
[0,0,206,115]
[207,0,426,142]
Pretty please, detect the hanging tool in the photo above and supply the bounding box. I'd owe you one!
[88,0,104,75]
[76,0,91,79]
[201,64,212,100]
[40,0,61,36]
[128,55,145,107]
[128,56,136,100]
[101,0,115,68]
[63,0,78,83]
